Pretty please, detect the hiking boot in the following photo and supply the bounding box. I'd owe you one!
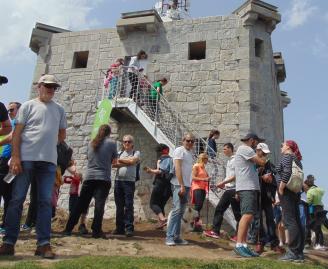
[78,224,89,235]
[125,230,134,237]
[92,231,107,239]
[271,245,285,254]
[174,238,189,245]
[255,243,264,254]
[34,244,56,259]
[0,243,14,256]
[203,230,220,239]
[111,229,125,235]
[233,246,252,258]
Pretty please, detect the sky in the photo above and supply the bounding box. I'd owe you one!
[0,0,327,203]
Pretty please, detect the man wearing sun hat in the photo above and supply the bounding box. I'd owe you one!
[0,74,67,259]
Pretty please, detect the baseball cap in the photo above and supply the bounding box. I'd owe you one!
[256,143,270,154]
[240,132,265,142]
[38,74,60,87]
[0,75,8,85]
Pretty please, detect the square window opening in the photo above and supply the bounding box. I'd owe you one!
[189,41,206,60]
[72,51,89,69]
[255,39,263,58]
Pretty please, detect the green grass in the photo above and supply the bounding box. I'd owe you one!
[0,256,327,269]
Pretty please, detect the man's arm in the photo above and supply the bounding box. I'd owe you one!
[250,155,267,166]
[58,129,66,143]
[10,124,24,174]
[0,119,12,136]
[174,158,184,187]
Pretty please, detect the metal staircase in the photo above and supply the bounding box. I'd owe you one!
[96,66,237,229]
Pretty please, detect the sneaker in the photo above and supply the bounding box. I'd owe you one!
[233,246,252,258]
[244,246,259,257]
[230,235,237,242]
[314,244,327,251]
[78,224,89,235]
[0,243,15,256]
[279,250,298,262]
[21,224,32,232]
[174,238,189,245]
[125,230,134,237]
[255,243,264,254]
[294,253,305,263]
[165,238,176,246]
[203,230,220,239]
[34,244,55,259]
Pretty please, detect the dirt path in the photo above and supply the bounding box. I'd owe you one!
[0,218,327,267]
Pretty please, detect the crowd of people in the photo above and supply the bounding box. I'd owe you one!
[0,72,327,263]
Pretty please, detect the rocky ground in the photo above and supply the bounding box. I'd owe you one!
[0,209,327,268]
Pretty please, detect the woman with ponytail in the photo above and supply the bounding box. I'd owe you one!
[276,140,304,262]
[64,124,118,238]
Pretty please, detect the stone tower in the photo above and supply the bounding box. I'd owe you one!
[29,0,289,219]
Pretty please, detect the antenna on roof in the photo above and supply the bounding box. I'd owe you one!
[154,0,191,22]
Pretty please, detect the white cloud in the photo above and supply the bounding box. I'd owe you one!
[284,0,317,30]
[0,0,103,60]
[312,37,328,59]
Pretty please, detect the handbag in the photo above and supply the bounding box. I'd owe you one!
[286,160,304,193]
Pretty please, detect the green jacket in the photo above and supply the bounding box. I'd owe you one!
[306,186,324,206]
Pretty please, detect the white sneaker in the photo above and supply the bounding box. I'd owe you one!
[314,244,327,251]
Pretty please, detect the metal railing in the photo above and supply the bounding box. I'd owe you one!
[96,66,236,227]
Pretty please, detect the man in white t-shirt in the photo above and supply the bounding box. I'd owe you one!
[166,133,194,246]
[233,133,267,258]
[0,74,67,259]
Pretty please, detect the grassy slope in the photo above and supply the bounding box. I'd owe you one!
[0,256,327,269]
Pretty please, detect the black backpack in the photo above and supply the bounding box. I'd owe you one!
[57,141,73,174]
[118,150,140,181]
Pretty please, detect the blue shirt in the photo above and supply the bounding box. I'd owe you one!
[1,119,16,158]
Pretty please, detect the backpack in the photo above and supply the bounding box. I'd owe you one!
[286,159,304,193]
[57,142,73,174]
[118,150,141,181]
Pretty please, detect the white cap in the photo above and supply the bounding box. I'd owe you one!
[256,143,270,154]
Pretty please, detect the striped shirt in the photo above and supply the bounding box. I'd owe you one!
[276,153,303,184]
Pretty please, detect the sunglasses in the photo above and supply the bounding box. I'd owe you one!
[42,83,58,90]
[7,108,14,113]
[123,141,132,144]
[185,139,195,143]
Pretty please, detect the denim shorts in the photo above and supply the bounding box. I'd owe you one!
[238,190,259,215]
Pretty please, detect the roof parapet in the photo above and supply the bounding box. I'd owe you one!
[233,0,281,33]
[29,23,70,54]
[116,9,163,40]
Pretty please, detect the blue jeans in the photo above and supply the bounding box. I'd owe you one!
[166,184,190,241]
[3,161,56,246]
[114,180,135,232]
